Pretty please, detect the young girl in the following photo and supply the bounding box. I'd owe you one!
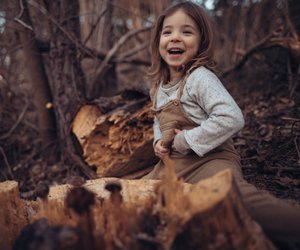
[143,1,300,246]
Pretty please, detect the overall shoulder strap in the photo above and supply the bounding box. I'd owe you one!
[176,73,190,99]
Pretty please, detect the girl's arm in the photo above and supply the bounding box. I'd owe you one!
[182,68,244,157]
[153,116,163,146]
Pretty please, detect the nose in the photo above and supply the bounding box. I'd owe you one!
[170,31,181,42]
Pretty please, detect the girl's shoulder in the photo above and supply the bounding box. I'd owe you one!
[186,66,220,87]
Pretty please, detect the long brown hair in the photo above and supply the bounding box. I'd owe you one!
[148,1,216,87]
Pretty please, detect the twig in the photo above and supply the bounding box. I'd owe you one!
[0,146,14,179]
[291,121,300,136]
[281,117,300,122]
[14,0,33,31]
[94,26,151,80]
[65,149,97,179]
[15,0,24,19]
[0,100,29,140]
[221,31,276,78]
[83,8,108,45]
[294,137,300,159]
[82,45,151,66]
[135,233,161,245]
[116,40,150,60]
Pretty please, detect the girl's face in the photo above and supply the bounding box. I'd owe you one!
[159,9,200,81]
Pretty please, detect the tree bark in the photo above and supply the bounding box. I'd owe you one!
[43,0,89,166]
[0,181,27,250]
[16,0,56,147]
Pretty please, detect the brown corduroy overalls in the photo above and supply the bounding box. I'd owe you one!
[143,79,300,245]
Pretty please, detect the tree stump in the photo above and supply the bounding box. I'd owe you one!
[0,181,27,250]
[1,169,275,249]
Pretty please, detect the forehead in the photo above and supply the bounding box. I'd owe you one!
[162,9,197,28]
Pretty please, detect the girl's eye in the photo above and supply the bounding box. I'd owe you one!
[183,30,193,34]
[162,30,171,35]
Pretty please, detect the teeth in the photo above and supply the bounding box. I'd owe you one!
[168,49,184,54]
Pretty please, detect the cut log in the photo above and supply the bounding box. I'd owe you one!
[0,181,27,250]
[71,96,157,177]
[1,169,275,249]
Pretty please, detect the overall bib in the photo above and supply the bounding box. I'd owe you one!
[144,79,242,183]
[143,80,300,245]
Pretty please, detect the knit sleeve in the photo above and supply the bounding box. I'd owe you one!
[153,116,162,146]
[183,68,245,157]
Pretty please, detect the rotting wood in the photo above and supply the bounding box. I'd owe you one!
[2,169,275,249]
[0,181,27,250]
[72,98,157,177]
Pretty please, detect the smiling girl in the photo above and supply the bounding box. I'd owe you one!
[143,1,300,247]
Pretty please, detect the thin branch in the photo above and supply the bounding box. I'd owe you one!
[84,47,151,66]
[65,149,97,179]
[14,0,33,31]
[294,137,300,159]
[116,40,150,60]
[13,18,33,30]
[83,8,108,45]
[15,0,24,19]
[221,31,278,78]
[0,100,29,140]
[0,146,14,179]
[95,26,151,78]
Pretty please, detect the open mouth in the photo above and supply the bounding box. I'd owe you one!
[167,48,185,55]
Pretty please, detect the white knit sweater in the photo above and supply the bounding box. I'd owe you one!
[153,66,245,157]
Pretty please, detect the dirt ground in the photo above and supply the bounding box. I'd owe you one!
[224,49,300,205]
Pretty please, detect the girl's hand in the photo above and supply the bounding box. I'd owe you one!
[154,140,170,159]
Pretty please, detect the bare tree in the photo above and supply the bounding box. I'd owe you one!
[16,0,56,148]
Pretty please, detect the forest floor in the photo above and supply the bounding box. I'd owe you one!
[224,54,300,206]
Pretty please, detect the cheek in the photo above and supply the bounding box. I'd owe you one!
[158,41,165,56]
[191,43,200,56]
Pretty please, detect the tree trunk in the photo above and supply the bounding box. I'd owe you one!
[1,170,275,249]
[43,0,90,166]
[16,0,56,147]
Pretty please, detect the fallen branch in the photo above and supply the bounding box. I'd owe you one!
[65,149,97,179]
